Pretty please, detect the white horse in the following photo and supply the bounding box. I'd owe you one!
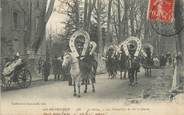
[62,52,95,97]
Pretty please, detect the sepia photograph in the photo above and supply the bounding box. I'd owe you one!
[1,0,184,115]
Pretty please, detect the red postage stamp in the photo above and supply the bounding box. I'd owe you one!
[147,0,175,23]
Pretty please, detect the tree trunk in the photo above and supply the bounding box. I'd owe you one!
[97,0,103,54]
[117,0,121,41]
[32,0,55,52]
[122,0,129,39]
[174,0,183,64]
[106,0,113,45]
[83,0,88,30]
[75,0,80,29]
[86,0,96,32]
[0,0,2,72]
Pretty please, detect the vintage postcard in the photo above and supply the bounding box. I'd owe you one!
[1,0,184,115]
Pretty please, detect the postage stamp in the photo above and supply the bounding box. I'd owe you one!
[147,0,184,37]
[147,0,175,23]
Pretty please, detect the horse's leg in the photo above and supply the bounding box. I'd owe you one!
[148,68,150,77]
[112,71,114,79]
[91,78,95,92]
[124,69,127,79]
[120,70,122,80]
[57,74,60,80]
[115,70,117,79]
[81,79,85,85]
[128,69,132,86]
[108,71,110,79]
[73,81,77,96]
[135,70,138,84]
[84,80,87,93]
[77,81,81,97]
[54,74,56,80]
[132,70,135,86]
[144,68,146,77]
[110,71,112,79]
[150,68,152,77]
[87,79,90,84]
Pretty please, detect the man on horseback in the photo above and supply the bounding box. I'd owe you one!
[122,37,142,87]
[73,31,97,93]
[79,40,98,84]
[142,44,154,77]
[62,30,97,97]
[127,43,140,86]
[105,45,119,79]
[117,45,128,79]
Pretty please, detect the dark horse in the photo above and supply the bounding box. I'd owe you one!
[127,56,140,86]
[105,47,118,79]
[126,44,140,86]
[117,46,128,79]
[80,55,97,93]
[142,47,153,77]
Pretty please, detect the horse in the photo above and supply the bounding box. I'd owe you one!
[105,47,118,79]
[142,48,153,77]
[127,55,140,87]
[62,52,95,97]
[117,46,128,80]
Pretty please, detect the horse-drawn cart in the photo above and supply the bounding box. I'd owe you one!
[1,58,32,89]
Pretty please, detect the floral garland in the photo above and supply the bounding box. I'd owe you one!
[69,30,90,57]
[122,36,142,57]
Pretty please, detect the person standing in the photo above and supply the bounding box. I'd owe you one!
[57,56,63,80]
[43,59,51,81]
[38,57,43,74]
[52,56,59,80]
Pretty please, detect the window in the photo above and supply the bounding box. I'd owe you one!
[13,12,18,28]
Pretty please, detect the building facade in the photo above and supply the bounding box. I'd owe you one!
[1,0,46,59]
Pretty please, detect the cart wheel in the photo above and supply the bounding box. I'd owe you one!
[1,74,8,89]
[17,69,32,88]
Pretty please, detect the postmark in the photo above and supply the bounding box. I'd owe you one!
[147,0,184,37]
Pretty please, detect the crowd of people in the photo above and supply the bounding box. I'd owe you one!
[38,55,72,85]
[152,53,175,68]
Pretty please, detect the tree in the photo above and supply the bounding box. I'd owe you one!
[174,0,184,62]
[93,0,106,54]
[31,0,56,53]
[59,0,80,39]
[106,0,113,44]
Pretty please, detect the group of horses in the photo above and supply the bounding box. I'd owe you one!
[104,44,154,86]
[62,30,154,97]
[62,44,153,97]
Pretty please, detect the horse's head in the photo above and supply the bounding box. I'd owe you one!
[62,52,72,68]
[145,47,152,58]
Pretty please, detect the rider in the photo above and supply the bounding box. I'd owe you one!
[82,41,98,83]
[127,43,135,68]
[127,43,141,85]
[106,45,116,59]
